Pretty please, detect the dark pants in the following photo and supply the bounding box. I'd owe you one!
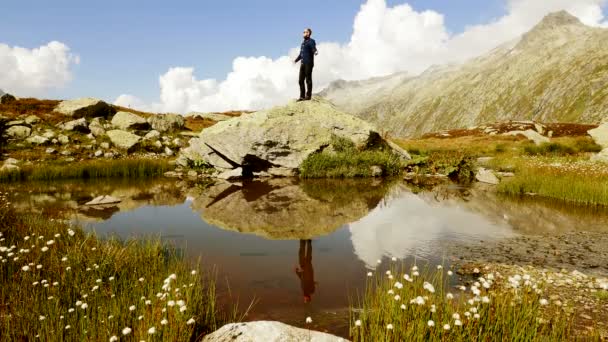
[299,63,313,99]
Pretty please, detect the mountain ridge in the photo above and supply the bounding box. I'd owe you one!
[320,11,608,138]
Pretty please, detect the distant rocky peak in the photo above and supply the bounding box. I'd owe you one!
[535,11,584,30]
[517,11,586,48]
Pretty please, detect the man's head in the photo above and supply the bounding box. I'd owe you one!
[303,28,312,39]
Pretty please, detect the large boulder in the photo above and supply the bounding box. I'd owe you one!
[53,98,113,119]
[57,118,89,133]
[504,129,550,145]
[89,118,106,137]
[181,98,382,175]
[147,113,185,133]
[111,111,149,130]
[202,321,348,342]
[26,135,49,145]
[5,126,32,139]
[589,123,608,162]
[0,93,17,104]
[106,130,141,150]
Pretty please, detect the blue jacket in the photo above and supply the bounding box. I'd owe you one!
[295,38,317,65]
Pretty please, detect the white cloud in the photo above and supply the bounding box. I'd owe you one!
[0,41,79,97]
[348,192,514,269]
[116,0,608,113]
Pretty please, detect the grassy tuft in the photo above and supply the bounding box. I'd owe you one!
[0,192,234,341]
[0,158,171,182]
[497,158,608,206]
[350,265,573,341]
[299,136,405,178]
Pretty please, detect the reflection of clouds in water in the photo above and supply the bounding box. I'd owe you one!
[349,192,514,269]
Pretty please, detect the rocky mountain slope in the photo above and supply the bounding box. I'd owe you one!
[320,11,608,138]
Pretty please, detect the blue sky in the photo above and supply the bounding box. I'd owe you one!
[1,0,506,102]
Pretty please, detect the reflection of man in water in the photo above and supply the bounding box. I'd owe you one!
[295,239,315,303]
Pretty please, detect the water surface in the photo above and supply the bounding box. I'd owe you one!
[6,178,608,335]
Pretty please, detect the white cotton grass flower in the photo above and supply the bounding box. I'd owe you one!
[455,319,462,326]
[161,319,168,325]
[428,320,435,327]
[539,298,549,306]
[446,293,454,300]
[482,296,490,304]
[180,306,187,312]
[430,304,436,313]
[386,324,393,330]
[191,270,197,275]
[403,274,412,282]
[412,271,420,277]
[437,265,443,270]
[109,276,115,281]
[109,336,118,342]
[168,300,175,307]
[65,325,71,330]
[355,320,362,327]
[148,327,156,334]
[474,313,480,319]
[412,265,418,271]
[473,268,480,273]
[401,304,406,310]
[394,282,403,289]
[122,327,132,335]
[68,308,75,313]
[145,300,152,305]
[68,229,75,236]
[306,316,312,324]
[387,289,394,295]
[139,277,145,282]
[394,295,401,301]
[129,305,136,311]
[452,313,460,320]
[21,265,30,271]
[61,256,68,262]
[39,315,45,321]
[187,318,195,325]
[413,296,425,305]
[138,315,144,320]
[37,264,42,270]
[81,303,88,310]
[366,272,373,277]
[46,240,54,245]
[391,257,397,262]
[66,266,71,271]
[41,247,49,252]
[385,270,391,275]
[423,282,435,293]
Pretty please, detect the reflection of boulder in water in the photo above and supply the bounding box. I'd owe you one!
[193,179,393,240]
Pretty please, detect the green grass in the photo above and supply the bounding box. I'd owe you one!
[523,139,602,156]
[299,136,405,178]
[0,158,171,182]
[350,265,573,342]
[497,160,608,206]
[594,291,608,302]
[0,191,235,341]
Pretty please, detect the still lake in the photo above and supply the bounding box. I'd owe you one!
[6,177,608,335]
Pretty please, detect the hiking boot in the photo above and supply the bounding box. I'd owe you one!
[296,98,306,102]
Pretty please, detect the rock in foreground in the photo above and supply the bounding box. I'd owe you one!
[202,321,348,342]
[181,98,394,176]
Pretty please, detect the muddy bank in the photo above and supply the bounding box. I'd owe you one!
[448,231,608,276]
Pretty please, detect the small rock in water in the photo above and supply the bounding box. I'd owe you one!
[84,195,121,206]
[475,167,500,185]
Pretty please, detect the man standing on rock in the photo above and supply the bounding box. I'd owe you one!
[294,28,317,101]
